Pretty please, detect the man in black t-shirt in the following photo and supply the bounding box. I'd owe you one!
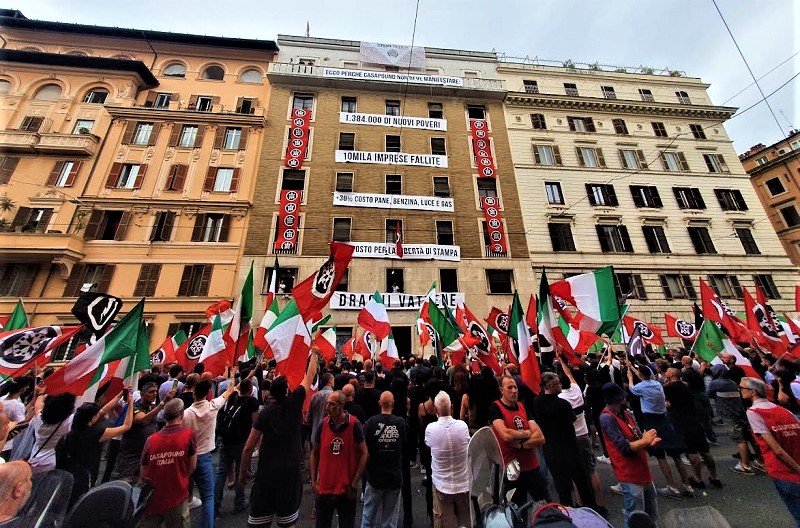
[362,391,406,528]
[356,372,382,421]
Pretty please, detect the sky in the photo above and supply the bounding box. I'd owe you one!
[17,0,799,153]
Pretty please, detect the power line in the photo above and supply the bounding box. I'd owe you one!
[719,51,799,106]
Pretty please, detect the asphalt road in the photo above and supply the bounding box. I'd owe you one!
[203,425,793,528]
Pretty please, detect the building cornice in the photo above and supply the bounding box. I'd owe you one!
[104,106,267,127]
[505,92,736,121]
[745,150,800,178]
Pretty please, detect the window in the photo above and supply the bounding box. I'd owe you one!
[433,177,450,197]
[486,270,514,294]
[83,88,108,104]
[191,213,229,242]
[638,88,654,102]
[63,264,115,296]
[715,189,748,211]
[33,84,61,100]
[688,226,717,254]
[595,225,633,252]
[281,169,305,191]
[338,132,355,151]
[0,156,19,185]
[236,98,255,114]
[149,211,175,242]
[163,63,186,77]
[735,228,760,255]
[385,135,401,153]
[626,186,662,210]
[436,221,454,245]
[195,96,213,112]
[612,118,628,135]
[675,91,691,104]
[421,104,442,120]
[213,168,235,192]
[766,177,786,196]
[83,210,130,241]
[386,219,402,244]
[223,127,242,149]
[0,80,10,95]
[131,122,153,145]
[386,269,404,293]
[440,269,458,292]
[467,105,485,119]
[48,160,80,187]
[658,274,697,300]
[533,145,562,166]
[298,58,316,66]
[601,86,617,99]
[545,182,564,205]
[179,125,198,148]
[567,116,596,132]
[548,223,576,252]
[781,206,800,228]
[19,116,44,132]
[385,65,400,72]
[239,68,262,83]
[385,174,402,194]
[10,207,53,233]
[673,187,706,209]
[708,274,742,299]
[523,80,539,94]
[703,154,730,173]
[756,156,768,166]
[615,273,646,300]
[292,93,314,110]
[133,264,161,297]
[201,65,225,80]
[619,149,646,170]
[114,164,143,189]
[0,264,37,297]
[178,265,213,297]
[335,269,349,292]
[661,151,689,171]
[689,124,706,139]
[275,268,298,294]
[72,120,94,134]
[477,178,497,198]
[642,225,671,253]
[563,83,579,96]
[164,164,187,191]
[531,113,547,129]
[586,184,618,206]
[336,173,353,193]
[577,147,606,168]
[754,274,780,299]
[341,97,357,113]
[152,93,171,109]
[332,218,351,242]
[385,100,400,116]
[430,138,446,155]
[652,122,668,137]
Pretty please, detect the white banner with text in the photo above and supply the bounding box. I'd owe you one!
[339,112,447,131]
[323,67,464,87]
[335,150,448,168]
[333,192,454,212]
[330,291,465,310]
[351,242,460,261]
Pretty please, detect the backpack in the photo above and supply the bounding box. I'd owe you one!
[219,393,249,444]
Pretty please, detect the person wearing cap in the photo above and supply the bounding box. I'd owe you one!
[599,382,661,528]
[740,377,800,524]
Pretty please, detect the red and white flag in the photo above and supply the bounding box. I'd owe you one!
[292,242,354,321]
[622,316,664,345]
[664,314,698,340]
[313,326,337,363]
[357,292,391,341]
[395,221,403,259]
[379,333,400,366]
[700,279,750,342]
[0,325,83,378]
[175,323,212,373]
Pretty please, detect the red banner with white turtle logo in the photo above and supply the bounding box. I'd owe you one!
[274,190,302,252]
[470,118,496,178]
[285,108,311,169]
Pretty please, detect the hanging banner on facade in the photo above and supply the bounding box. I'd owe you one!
[273,190,302,251]
[481,196,507,254]
[333,192,454,212]
[470,119,496,178]
[339,112,447,131]
[351,242,460,261]
[285,108,311,169]
[335,150,448,168]
[360,41,426,68]
[330,291,465,311]
[322,68,464,87]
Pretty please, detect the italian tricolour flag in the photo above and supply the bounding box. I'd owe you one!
[267,300,312,388]
[549,267,620,334]
[358,291,391,341]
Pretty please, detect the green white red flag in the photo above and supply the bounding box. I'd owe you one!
[267,299,312,387]
[313,326,337,362]
[227,261,254,362]
[151,328,187,366]
[549,267,620,334]
[509,290,540,394]
[379,332,400,366]
[4,300,28,331]
[199,314,228,376]
[358,291,391,340]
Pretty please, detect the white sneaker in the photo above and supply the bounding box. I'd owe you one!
[420,467,427,475]
[188,496,202,509]
[608,484,622,495]
[596,455,611,465]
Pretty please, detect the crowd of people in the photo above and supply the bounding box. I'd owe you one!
[1,342,800,528]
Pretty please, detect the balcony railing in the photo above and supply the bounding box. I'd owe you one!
[485,246,509,258]
[0,131,99,155]
[273,246,299,255]
[0,130,38,152]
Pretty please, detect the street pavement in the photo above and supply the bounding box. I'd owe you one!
[205,424,794,528]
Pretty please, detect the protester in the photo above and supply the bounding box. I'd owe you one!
[0,460,32,525]
[112,382,166,481]
[0,380,27,459]
[29,392,76,474]
[307,373,334,440]
[342,383,365,425]
[157,365,184,427]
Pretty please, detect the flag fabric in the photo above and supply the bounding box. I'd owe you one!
[342,331,356,361]
[509,290,540,394]
[265,258,279,309]
[427,301,463,356]
[379,332,400,366]
[198,315,228,376]
[744,287,787,355]
[700,279,749,342]
[693,320,725,363]
[71,292,122,339]
[627,324,644,357]
[0,315,8,331]
[458,303,502,375]
[664,314,698,341]
[175,323,212,372]
[313,326,337,363]
[354,330,373,362]
[239,329,257,363]
[417,283,436,349]
[4,300,28,332]
[783,315,800,358]
[78,357,127,405]
[292,242,354,321]
[227,262,255,362]
[357,291,391,340]
[254,297,281,356]
[622,316,664,345]
[549,267,620,333]
[151,328,187,366]
[537,271,560,355]
[485,307,510,336]
[267,300,312,388]
[44,300,145,396]
[756,286,790,353]
[0,325,83,377]
[395,221,403,259]
[205,299,235,325]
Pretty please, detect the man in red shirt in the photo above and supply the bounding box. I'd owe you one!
[140,398,197,528]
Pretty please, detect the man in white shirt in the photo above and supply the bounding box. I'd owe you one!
[424,391,470,528]
[0,380,27,457]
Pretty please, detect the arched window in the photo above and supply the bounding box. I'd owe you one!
[0,80,10,95]
[201,65,225,81]
[239,68,262,84]
[83,87,108,104]
[33,84,62,100]
[163,63,186,78]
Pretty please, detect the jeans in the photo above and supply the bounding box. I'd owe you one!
[214,443,245,513]
[619,481,658,528]
[195,453,215,528]
[362,483,401,528]
[316,493,356,528]
[773,478,800,526]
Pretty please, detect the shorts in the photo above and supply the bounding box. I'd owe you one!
[680,424,710,455]
[248,467,302,527]
[730,420,746,443]
[576,433,596,472]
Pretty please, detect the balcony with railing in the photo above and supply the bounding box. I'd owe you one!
[0,130,99,155]
[0,130,39,152]
[485,246,509,258]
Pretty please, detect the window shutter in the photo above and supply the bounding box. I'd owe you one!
[96,265,115,293]
[172,164,187,191]
[734,190,748,211]
[585,184,597,205]
[213,127,226,149]
[673,188,686,209]
[658,275,673,300]
[47,161,65,186]
[532,146,541,164]
[688,227,703,253]
[178,266,192,296]
[651,187,662,207]
[134,265,151,296]
[64,264,86,297]
[595,225,610,252]
[191,214,205,242]
[11,206,31,229]
[133,164,147,189]
[576,147,586,167]
[203,168,217,192]
[37,209,53,232]
[607,185,618,206]
[0,157,20,184]
[147,122,162,146]
[162,212,175,240]
[681,275,697,300]
[714,189,726,210]
[187,95,198,111]
[211,96,221,108]
[144,92,157,107]
[238,127,249,150]
[659,153,669,171]
[15,266,36,297]
[642,227,658,252]
[618,150,627,169]
[149,212,162,242]
[633,275,647,300]
[194,125,206,148]
[114,211,131,241]
[693,189,706,209]
[553,146,562,165]
[707,275,721,297]
[677,152,690,171]
[235,97,243,113]
[596,148,606,168]
[728,275,743,299]
[718,155,729,173]
[656,226,671,253]
[567,117,575,131]
[229,168,240,192]
[630,186,644,207]
[198,265,213,296]
[106,163,122,188]
[219,215,231,242]
[121,122,136,144]
[637,150,648,170]
[64,161,82,187]
[168,124,182,146]
[83,210,103,240]
[586,118,596,133]
[619,225,633,252]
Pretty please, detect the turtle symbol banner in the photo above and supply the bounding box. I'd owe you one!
[481,196,507,254]
[285,108,311,169]
[470,119,496,178]
[274,190,302,252]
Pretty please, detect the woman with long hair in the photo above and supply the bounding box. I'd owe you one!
[28,392,76,474]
